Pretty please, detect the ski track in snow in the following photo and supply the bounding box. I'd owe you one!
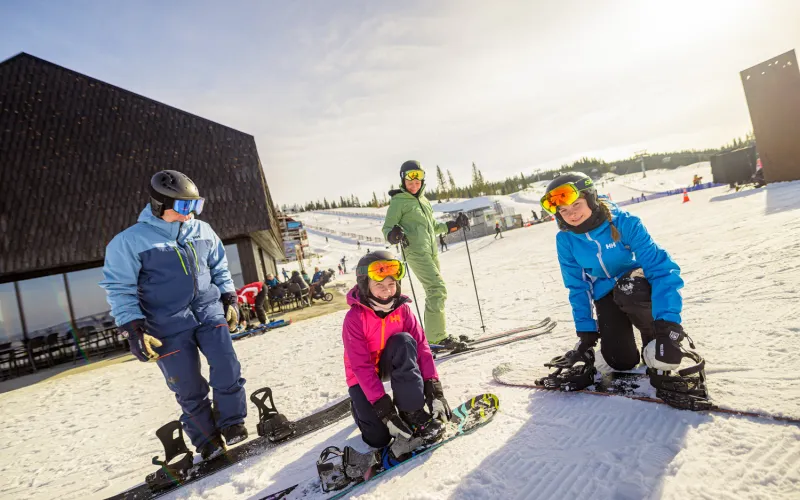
[2,166,800,500]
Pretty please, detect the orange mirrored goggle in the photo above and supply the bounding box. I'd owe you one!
[403,169,425,181]
[540,179,593,214]
[357,259,406,283]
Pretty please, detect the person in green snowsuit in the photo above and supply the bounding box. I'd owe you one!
[382,161,469,347]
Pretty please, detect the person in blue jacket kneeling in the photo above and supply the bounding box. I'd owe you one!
[540,172,696,382]
[101,170,248,461]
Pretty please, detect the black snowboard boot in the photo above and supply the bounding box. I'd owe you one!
[399,409,445,443]
[221,423,249,446]
[199,434,226,461]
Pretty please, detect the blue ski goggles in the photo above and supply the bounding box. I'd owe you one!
[172,198,205,216]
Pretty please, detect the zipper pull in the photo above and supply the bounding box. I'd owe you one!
[685,333,695,349]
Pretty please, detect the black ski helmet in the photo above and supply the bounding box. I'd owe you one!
[149,170,202,217]
[356,250,403,299]
[399,160,425,193]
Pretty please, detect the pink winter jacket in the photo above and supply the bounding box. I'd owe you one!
[342,286,439,404]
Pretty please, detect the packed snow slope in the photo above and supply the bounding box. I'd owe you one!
[2,178,799,500]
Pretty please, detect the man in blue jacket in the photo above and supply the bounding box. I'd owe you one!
[101,170,246,460]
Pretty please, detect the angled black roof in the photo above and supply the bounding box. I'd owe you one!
[0,52,281,281]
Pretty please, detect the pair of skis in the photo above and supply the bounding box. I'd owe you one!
[431,317,557,360]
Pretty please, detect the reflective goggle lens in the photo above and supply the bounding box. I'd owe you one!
[172,198,205,216]
[403,169,425,181]
[540,184,580,214]
[364,260,406,282]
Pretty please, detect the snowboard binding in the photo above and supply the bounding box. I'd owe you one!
[250,387,295,442]
[537,359,598,392]
[647,350,712,411]
[146,421,195,492]
[316,445,375,492]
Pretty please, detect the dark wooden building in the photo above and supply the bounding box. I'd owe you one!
[0,52,283,343]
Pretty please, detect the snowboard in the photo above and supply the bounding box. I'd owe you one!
[259,393,500,500]
[231,319,291,340]
[492,363,800,425]
[108,393,353,500]
[430,317,552,352]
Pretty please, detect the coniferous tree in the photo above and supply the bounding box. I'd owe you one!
[436,165,447,198]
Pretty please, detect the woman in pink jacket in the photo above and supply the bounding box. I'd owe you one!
[343,251,451,450]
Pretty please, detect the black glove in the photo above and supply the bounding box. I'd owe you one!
[221,292,239,333]
[373,394,413,439]
[424,379,452,422]
[548,331,599,368]
[120,319,163,363]
[644,320,688,371]
[445,213,470,233]
[387,225,409,247]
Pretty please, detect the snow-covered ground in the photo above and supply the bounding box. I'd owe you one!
[3,170,800,500]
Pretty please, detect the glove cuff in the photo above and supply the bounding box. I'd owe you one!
[221,292,238,306]
[653,320,685,343]
[576,331,600,351]
[119,319,145,338]
[372,394,395,421]
[424,379,444,398]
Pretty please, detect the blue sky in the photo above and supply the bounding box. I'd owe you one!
[2,0,799,205]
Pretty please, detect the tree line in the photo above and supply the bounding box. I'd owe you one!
[284,132,755,212]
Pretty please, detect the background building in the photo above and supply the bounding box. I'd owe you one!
[0,53,283,343]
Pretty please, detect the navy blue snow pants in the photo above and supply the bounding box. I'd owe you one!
[156,319,247,449]
[349,332,425,448]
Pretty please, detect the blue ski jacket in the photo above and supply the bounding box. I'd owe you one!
[100,205,236,337]
[556,202,683,332]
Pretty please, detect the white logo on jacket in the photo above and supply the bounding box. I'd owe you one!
[605,242,617,249]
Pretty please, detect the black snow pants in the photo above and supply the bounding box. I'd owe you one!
[254,288,268,324]
[594,268,655,371]
[349,332,426,448]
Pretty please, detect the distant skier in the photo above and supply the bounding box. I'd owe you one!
[100,170,256,461]
[343,251,451,452]
[338,263,344,275]
[382,161,468,348]
[357,241,361,250]
[282,268,289,281]
[439,233,447,252]
[494,221,504,239]
[539,172,699,384]
[341,256,348,274]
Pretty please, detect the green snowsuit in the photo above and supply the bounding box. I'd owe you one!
[382,186,450,343]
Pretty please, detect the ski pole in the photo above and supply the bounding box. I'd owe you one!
[461,226,486,333]
[400,244,424,323]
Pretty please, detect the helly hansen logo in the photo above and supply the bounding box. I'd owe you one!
[606,242,617,250]
[389,314,401,323]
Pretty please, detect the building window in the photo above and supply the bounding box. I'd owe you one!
[224,243,244,289]
[66,267,114,329]
[17,275,72,340]
[0,283,23,343]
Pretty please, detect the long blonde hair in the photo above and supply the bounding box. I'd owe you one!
[597,200,621,242]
